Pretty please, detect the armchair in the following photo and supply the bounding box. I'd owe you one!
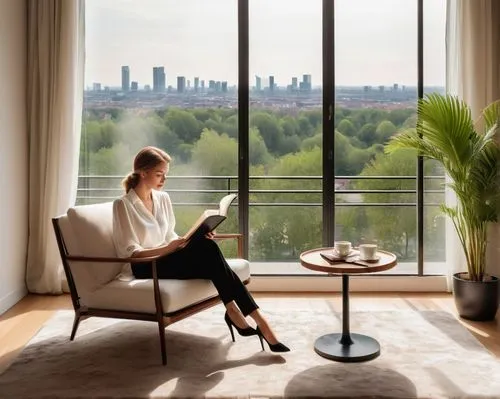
[52,202,250,365]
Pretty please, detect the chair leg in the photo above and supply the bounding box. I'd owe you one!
[70,312,81,341]
[158,317,167,365]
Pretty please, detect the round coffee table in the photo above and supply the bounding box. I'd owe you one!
[300,247,397,362]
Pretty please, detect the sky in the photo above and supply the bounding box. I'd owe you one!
[85,0,446,89]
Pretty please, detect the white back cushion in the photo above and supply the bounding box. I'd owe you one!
[59,202,124,297]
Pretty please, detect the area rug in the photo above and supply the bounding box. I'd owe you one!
[1,298,499,398]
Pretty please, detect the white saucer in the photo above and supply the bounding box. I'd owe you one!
[359,256,380,263]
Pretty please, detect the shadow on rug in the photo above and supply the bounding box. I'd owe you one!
[0,298,499,398]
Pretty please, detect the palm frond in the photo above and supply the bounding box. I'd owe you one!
[479,100,500,131]
[386,93,500,281]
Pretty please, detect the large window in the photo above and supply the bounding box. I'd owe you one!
[81,0,446,276]
[249,0,322,272]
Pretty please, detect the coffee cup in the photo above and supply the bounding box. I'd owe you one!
[334,241,352,257]
[359,244,377,260]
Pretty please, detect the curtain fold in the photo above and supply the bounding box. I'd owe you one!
[445,0,500,289]
[26,0,85,293]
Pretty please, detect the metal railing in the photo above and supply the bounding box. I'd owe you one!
[77,174,445,206]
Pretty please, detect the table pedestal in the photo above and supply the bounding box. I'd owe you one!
[314,274,380,362]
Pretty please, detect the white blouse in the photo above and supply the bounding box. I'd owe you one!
[112,188,178,280]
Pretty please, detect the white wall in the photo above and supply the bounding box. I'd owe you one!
[0,0,28,314]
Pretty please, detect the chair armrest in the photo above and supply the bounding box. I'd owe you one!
[65,254,161,264]
[212,233,244,258]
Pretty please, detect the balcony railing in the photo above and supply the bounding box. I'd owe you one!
[77,175,445,206]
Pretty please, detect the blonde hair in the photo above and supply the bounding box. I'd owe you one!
[122,146,171,193]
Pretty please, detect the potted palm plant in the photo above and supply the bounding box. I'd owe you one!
[386,93,500,321]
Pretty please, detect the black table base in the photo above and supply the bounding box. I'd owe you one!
[314,274,381,362]
[314,332,380,362]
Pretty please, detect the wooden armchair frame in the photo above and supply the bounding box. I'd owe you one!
[52,217,248,365]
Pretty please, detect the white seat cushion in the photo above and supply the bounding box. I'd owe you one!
[84,259,250,314]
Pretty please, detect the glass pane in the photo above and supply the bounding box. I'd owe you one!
[334,0,418,273]
[249,0,323,273]
[82,0,239,256]
[424,0,447,274]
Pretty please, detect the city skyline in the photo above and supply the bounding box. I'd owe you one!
[89,65,444,91]
[85,0,447,88]
[94,66,318,91]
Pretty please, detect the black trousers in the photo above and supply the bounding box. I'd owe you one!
[131,238,258,316]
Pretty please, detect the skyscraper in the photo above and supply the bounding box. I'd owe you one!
[121,66,130,91]
[302,74,312,91]
[177,76,186,93]
[153,67,166,92]
[269,76,275,92]
[131,81,138,91]
[255,76,261,91]
[222,81,228,92]
[194,77,200,92]
[292,77,298,90]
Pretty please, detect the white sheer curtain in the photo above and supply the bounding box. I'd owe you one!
[445,0,500,289]
[26,0,85,293]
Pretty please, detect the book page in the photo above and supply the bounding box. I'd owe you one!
[219,194,237,216]
[183,194,237,240]
[183,209,217,239]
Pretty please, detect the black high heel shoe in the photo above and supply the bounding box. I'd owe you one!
[224,312,257,342]
[256,326,290,352]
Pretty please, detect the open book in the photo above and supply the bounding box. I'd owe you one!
[183,194,238,241]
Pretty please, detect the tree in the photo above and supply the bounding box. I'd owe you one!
[250,112,285,154]
[297,116,314,138]
[334,107,351,128]
[249,127,272,166]
[351,108,387,129]
[388,108,415,126]
[82,120,104,153]
[191,108,212,123]
[301,133,322,151]
[304,109,322,128]
[357,123,377,146]
[281,116,299,138]
[88,143,132,176]
[335,131,375,175]
[191,129,238,176]
[100,120,119,148]
[375,120,397,143]
[224,114,239,138]
[337,119,356,137]
[164,108,202,143]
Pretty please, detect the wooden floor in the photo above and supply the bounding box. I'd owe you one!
[0,293,499,374]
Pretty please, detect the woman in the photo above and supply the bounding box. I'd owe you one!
[112,146,289,353]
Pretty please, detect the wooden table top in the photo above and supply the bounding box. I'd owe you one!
[300,247,397,274]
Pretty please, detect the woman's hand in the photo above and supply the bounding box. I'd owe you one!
[205,231,216,240]
[166,237,189,252]
[130,237,188,258]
